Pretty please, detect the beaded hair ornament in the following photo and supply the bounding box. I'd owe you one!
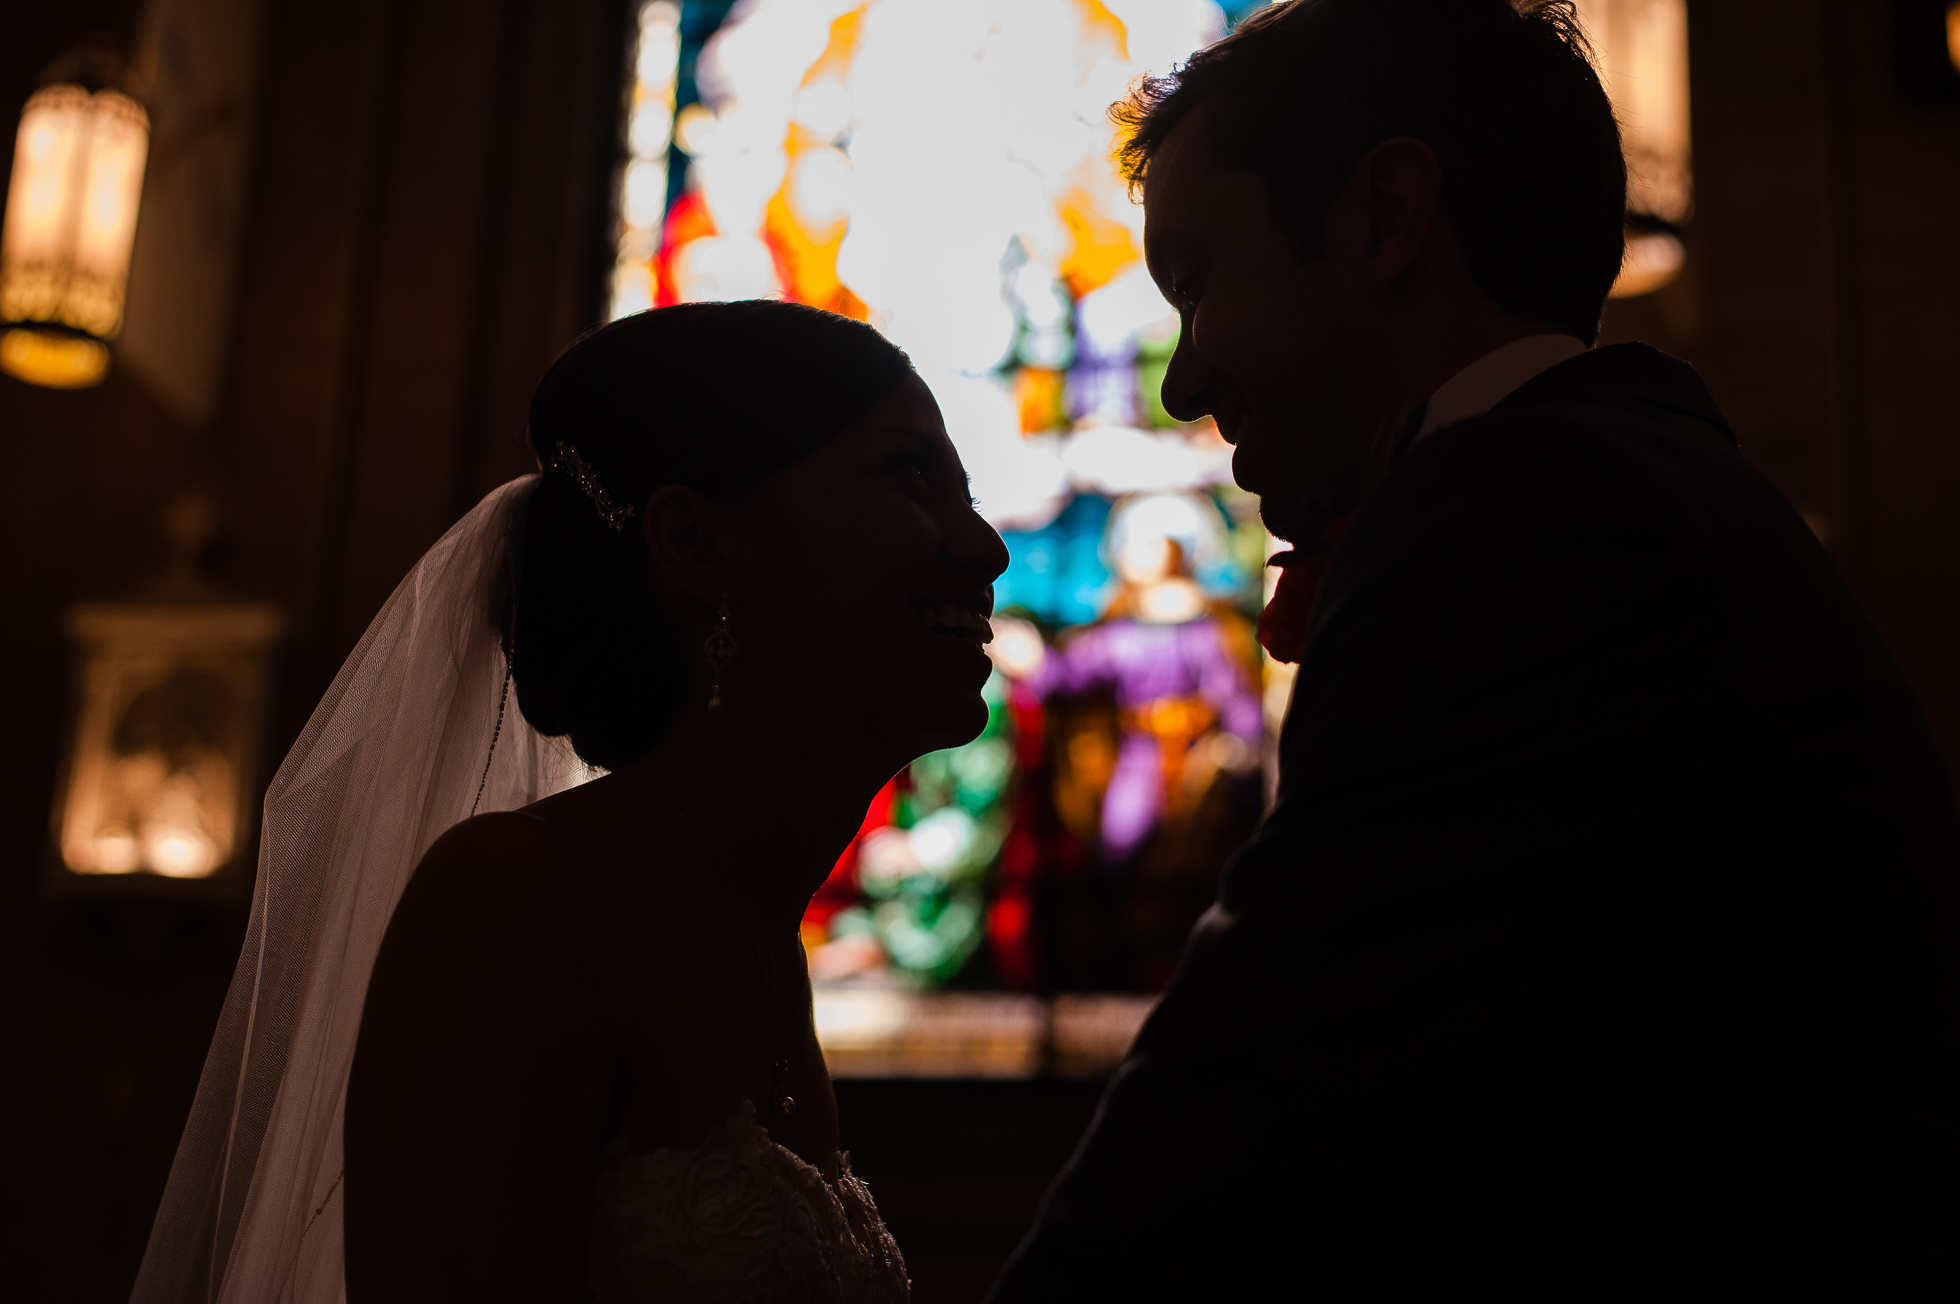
[549,437,636,532]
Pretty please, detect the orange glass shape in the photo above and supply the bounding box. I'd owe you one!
[1056,182,1141,300]
[763,187,870,320]
[1071,0,1130,74]
[760,5,872,320]
[804,3,868,86]
[1014,366,1068,434]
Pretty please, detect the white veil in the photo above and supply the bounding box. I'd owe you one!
[131,476,592,1304]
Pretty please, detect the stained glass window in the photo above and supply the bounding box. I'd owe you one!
[610,1,1279,1025]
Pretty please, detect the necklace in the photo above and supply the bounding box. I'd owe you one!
[614,765,797,1119]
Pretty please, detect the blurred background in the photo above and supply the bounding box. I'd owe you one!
[1,0,1956,1299]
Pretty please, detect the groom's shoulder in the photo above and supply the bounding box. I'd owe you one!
[1426,344,1736,480]
[1374,344,1763,551]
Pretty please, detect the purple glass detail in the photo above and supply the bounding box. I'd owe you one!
[1066,361,1141,426]
[1026,617,1261,862]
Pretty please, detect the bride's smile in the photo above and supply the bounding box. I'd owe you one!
[914,600,994,641]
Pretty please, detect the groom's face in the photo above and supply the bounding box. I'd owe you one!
[1143,108,1382,546]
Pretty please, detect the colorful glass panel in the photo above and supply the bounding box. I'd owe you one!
[611,0,1281,994]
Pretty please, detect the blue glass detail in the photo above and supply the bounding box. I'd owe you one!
[996,494,1115,628]
[1219,1,1270,29]
[666,0,741,215]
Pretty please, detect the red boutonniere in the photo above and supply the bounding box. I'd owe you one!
[1258,515,1354,665]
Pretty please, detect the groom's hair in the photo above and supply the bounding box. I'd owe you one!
[1116,0,1626,344]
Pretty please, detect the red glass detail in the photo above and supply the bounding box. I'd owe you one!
[801,776,899,933]
[654,190,717,308]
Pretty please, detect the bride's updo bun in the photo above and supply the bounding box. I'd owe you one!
[514,300,913,770]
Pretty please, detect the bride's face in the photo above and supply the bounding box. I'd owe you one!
[729,373,1010,760]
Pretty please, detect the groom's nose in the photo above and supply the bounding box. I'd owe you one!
[1159,316,1218,428]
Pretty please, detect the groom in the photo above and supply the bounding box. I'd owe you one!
[991,0,1960,1295]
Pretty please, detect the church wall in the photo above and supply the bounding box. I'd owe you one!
[1833,1,1960,770]
[1600,0,1960,775]
[216,0,627,745]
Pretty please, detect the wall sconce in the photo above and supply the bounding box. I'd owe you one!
[49,501,280,897]
[1577,0,1694,299]
[1,75,150,389]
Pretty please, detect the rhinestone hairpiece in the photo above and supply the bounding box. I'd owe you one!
[550,437,636,533]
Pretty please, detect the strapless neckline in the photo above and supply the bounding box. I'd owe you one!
[588,1101,909,1302]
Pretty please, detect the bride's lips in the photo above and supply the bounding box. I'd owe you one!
[912,601,994,646]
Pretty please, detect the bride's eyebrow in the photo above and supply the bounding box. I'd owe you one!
[874,428,975,504]
[867,426,938,459]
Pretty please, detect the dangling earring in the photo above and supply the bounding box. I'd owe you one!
[703,593,737,711]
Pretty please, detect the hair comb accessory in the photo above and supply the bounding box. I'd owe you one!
[550,437,636,532]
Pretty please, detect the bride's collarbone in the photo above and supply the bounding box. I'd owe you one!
[606,901,841,1179]
[513,795,841,1175]
[612,1006,842,1181]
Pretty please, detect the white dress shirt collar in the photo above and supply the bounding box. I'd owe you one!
[1413,333,1589,443]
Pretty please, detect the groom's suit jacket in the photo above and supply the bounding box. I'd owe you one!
[989,345,1960,1296]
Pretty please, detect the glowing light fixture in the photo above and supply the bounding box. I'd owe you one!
[1576,0,1693,299]
[1949,1,1960,72]
[55,604,278,884]
[49,500,281,895]
[0,81,150,388]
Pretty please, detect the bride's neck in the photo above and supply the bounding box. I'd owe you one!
[621,700,893,927]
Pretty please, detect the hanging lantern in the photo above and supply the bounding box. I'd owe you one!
[1576,0,1693,299]
[0,82,150,388]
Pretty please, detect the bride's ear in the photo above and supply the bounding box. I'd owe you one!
[641,484,738,604]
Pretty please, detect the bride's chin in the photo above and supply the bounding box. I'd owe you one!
[872,687,990,755]
[841,645,992,742]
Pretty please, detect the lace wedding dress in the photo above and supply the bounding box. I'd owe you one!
[589,1102,909,1303]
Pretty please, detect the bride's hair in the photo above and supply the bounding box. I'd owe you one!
[515,300,913,769]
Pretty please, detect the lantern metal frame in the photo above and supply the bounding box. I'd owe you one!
[0,54,151,388]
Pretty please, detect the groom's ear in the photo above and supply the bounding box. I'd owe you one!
[1330,135,1443,290]
[641,484,736,604]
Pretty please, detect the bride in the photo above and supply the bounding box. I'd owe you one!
[131,301,1008,1303]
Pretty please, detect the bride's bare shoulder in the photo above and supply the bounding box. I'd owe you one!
[407,808,601,901]
[372,810,620,993]
[423,807,594,872]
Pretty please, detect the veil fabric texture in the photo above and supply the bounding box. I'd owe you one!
[131,476,591,1304]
